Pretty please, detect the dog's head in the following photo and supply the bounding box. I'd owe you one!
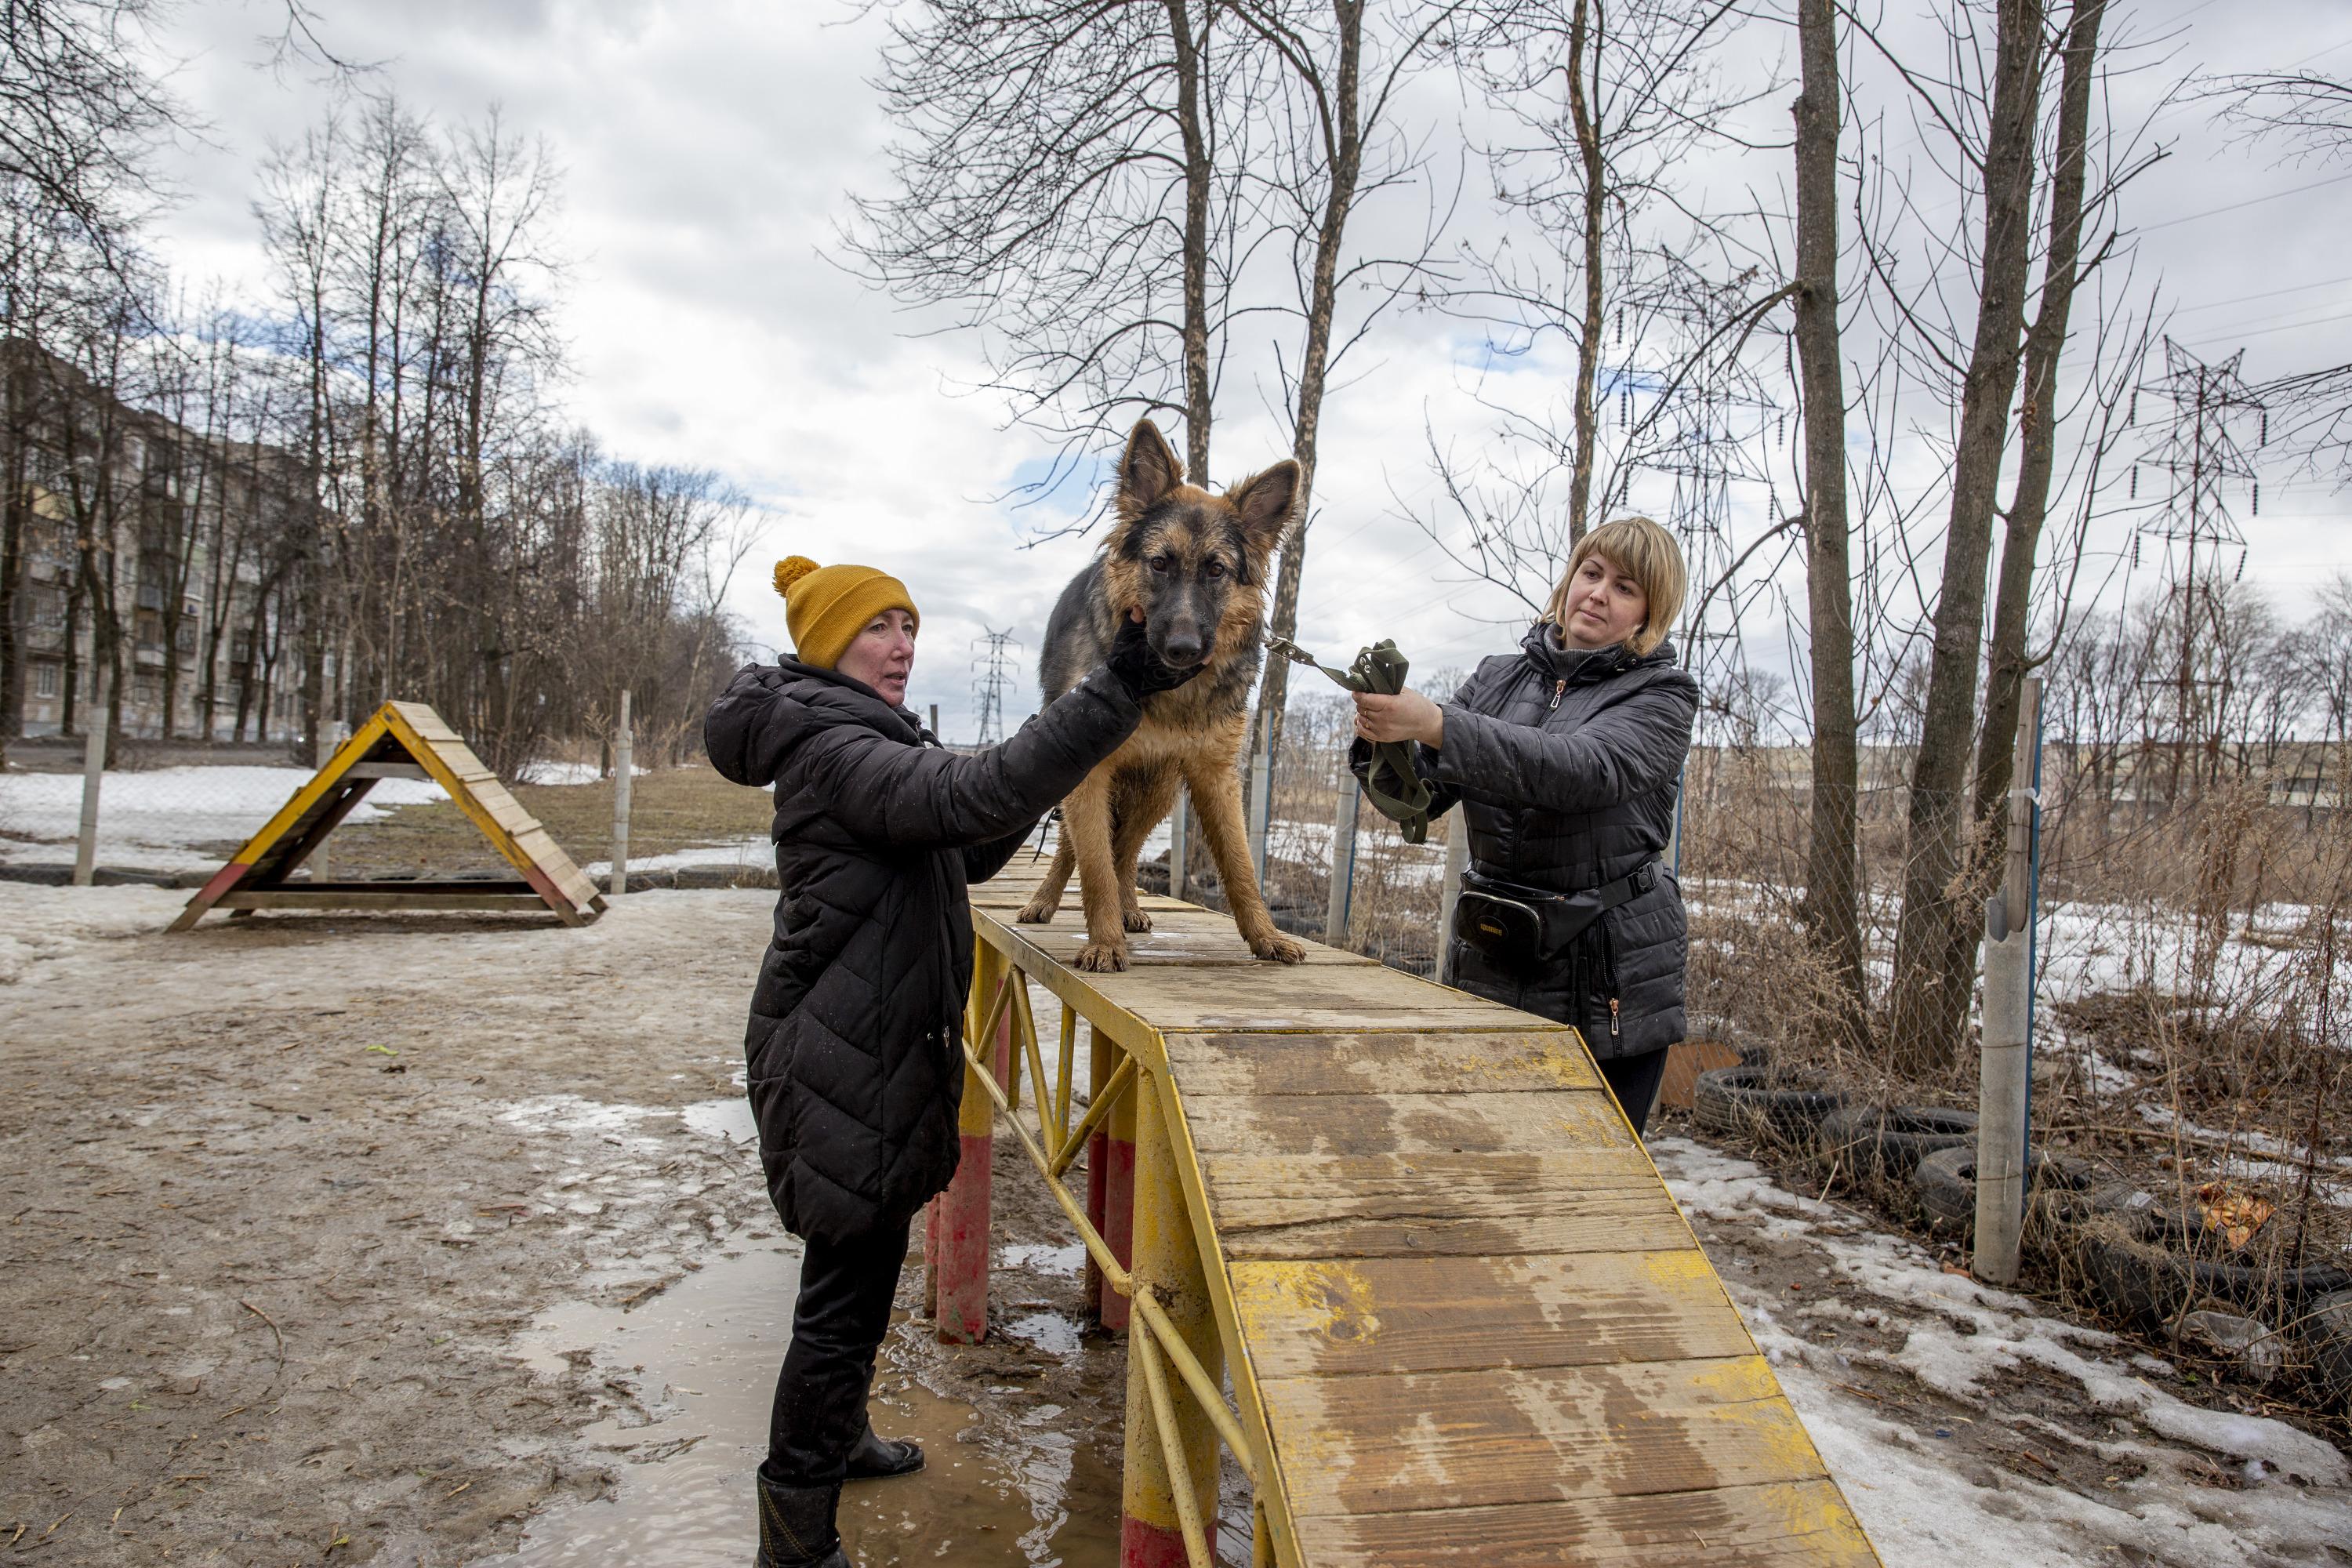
[1103,418,1296,671]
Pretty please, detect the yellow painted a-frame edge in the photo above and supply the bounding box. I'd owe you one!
[377,706,589,922]
[166,711,397,931]
[170,700,597,931]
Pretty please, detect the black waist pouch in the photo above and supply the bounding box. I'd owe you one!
[1452,864,1657,978]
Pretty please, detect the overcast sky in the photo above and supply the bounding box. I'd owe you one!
[142,0,2352,739]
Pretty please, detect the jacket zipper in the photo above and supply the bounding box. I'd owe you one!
[1548,678,1566,711]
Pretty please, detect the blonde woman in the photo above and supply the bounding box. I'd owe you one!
[1352,516,1698,1136]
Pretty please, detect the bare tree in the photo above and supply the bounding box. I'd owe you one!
[845,0,1267,493]
[1240,0,1461,759]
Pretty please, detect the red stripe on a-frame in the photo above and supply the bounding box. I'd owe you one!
[192,862,252,903]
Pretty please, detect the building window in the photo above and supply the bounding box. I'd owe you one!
[132,674,160,706]
[34,662,58,699]
[176,621,198,653]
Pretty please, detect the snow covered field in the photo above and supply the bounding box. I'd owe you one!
[1653,1137,2350,1565]
[0,764,448,871]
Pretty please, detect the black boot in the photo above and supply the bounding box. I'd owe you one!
[754,1474,850,1568]
[843,1420,924,1481]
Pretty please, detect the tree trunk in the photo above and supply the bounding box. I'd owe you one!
[1170,0,1216,487]
[1886,0,2050,1075]
[1258,0,1364,766]
[1791,0,1867,1035]
[1967,0,2107,867]
[1566,0,1602,544]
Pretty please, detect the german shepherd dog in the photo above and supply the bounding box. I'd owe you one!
[1018,418,1308,973]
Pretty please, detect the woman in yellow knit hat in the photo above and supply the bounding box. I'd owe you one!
[706,556,1200,1568]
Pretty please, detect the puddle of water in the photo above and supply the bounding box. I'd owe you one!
[481,1238,1122,1566]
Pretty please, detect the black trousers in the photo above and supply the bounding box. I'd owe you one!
[762,1218,909,1487]
[1598,1045,1670,1139]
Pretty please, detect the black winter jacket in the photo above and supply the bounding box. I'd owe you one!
[706,659,1143,1242]
[1360,624,1698,1058]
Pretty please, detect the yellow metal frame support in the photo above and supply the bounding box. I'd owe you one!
[955,916,1301,1568]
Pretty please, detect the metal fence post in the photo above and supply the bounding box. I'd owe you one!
[71,724,106,887]
[1120,1073,1221,1568]
[1975,677,2042,1284]
[1247,723,1272,885]
[1325,773,1359,948]
[610,689,633,896]
[1436,812,1468,984]
[1167,794,1189,902]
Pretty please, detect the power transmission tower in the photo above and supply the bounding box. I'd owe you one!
[1630,278,1785,744]
[971,628,1022,747]
[2129,337,2267,800]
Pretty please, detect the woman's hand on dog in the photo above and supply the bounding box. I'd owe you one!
[1106,612,1206,698]
[1352,688,1443,749]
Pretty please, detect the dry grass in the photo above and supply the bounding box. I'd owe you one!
[325,765,773,879]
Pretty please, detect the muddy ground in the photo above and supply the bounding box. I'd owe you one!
[4,884,2345,1566]
[0,886,1138,1567]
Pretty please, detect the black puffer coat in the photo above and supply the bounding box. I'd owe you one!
[1363,625,1697,1058]
[706,659,1142,1242]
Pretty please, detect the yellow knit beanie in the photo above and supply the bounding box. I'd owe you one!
[773,555,920,670]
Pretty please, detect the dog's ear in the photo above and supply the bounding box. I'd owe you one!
[1116,419,1185,521]
[1225,460,1299,563]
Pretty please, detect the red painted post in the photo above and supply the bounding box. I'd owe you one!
[935,949,1001,1343]
[1100,1056,1138,1333]
[1083,1025,1112,1323]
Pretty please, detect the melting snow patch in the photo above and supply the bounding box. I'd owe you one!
[1651,1136,2351,1563]
[496,1096,666,1147]
[681,1098,757,1145]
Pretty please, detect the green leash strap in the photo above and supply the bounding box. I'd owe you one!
[1265,634,1434,844]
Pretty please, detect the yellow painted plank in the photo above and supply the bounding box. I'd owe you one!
[1203,1148,1682,1251]
[1165,1030,1594,1096]
[1288,1479,1880,1566]
[1262,1355,1826,1517]
[1181,1090,1632,1157]
[1229,1252,1754,1378]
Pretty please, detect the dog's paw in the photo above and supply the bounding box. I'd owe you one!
[1075,940,1131,973]
[1250,931,1307,965]
[1014,898,1059,925]
[1122,908,1153,934]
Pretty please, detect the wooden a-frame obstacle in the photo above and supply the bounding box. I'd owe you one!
[170,701,605,931]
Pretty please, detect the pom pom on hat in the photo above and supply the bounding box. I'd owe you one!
[775,556,819,597]
[771,554,919,670]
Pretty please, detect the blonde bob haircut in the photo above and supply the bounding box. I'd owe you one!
[1541,515,1687,658]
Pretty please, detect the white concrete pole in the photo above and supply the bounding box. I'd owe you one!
[1437,811,1468,985]
[1325,775,1360,949]
[610,688,633,896]
[310,722,336,883]
[71,724,106,887]
[1975,677,2042,1284]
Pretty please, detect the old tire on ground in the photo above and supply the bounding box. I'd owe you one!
[1691,1066,1849,1145]
[2078,1214,2352,1325]
[1912,1145,2100,1235]
[2305,1291,2352,1408]
[1817,1104,1980,1184]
